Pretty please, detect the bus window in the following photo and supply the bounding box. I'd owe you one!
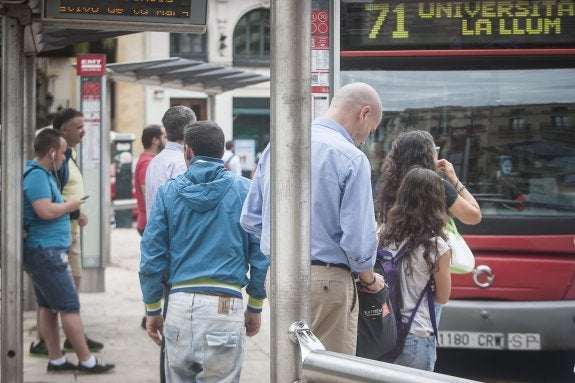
[342,68,575,217]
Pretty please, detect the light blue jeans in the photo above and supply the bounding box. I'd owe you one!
[393,333,437,371]
[163,292,245,383]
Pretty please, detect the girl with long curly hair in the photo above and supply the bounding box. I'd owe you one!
[379,167,451,371]
[375,130,481,226]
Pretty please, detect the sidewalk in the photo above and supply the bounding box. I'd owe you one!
[23,227,271,383]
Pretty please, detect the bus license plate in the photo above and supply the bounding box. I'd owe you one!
[438,331,505,349]
[438,332,541,350]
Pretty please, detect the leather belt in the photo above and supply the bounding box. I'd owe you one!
[311,260,350,272]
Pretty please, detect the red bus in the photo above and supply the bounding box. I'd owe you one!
[340,0,575,353]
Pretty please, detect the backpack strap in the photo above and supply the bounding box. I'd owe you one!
[405,279,432,329]
[23,166,57,234]
[427,286,438,337]
[392,242,436,336]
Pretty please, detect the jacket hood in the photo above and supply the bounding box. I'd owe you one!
[175,157,234,213]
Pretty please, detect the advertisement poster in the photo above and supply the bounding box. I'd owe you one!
[234,139,256,173]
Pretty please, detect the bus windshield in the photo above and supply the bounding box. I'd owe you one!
[342,68,575,217]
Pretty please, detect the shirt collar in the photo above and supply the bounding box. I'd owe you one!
[165,141,184,152]
[312,117,354,145]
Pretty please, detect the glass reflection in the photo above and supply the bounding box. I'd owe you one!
[342,69,575,216]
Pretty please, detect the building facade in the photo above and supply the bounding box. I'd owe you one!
[47,0,272,176]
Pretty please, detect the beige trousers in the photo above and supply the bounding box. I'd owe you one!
[310,264,358,355]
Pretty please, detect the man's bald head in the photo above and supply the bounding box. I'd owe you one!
[324,82,383,147]
[330,82,382,116]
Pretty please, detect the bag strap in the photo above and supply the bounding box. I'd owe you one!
[394,242,436,336]
[23,166,57,233]
[427,287,438,337]
[224,154,234,164]
[23,167,41,233]
[405,279,432,329]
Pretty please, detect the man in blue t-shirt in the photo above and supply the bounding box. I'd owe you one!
[23,129,115,374]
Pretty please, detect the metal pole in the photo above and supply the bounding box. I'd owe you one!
[270,0,312,381]
[22,53,37,311]
[1,9,26,383]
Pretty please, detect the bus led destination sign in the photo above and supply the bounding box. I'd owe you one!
[43,0,207,33]
[341,1,575,51]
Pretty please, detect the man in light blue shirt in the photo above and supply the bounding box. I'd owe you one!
[241,82,385,355]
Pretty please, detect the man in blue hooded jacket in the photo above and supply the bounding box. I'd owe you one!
[139,120,269,383]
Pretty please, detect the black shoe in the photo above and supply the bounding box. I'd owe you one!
[29,339,49,358]
[47,360,77,372]
[63,335,104,353]
[77,358,115,374]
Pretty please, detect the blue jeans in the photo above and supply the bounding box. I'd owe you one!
[394,333,437,371]
[163,292,245,383]
[23,247,80,312]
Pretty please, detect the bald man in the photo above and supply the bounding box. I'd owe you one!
[241,82,385,354]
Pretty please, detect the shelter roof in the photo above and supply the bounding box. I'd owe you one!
[107,57,270,96]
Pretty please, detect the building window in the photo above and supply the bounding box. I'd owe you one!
[233,9,270,67]
[509,117,526,131]
[551,107,571,129]
[170,33,207,61]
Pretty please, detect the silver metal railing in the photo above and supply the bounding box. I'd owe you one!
[112,198,137,211]
[289,321,483,383]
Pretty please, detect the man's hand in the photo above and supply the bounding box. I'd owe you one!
[78,212,88,227]
[244,311,261,337]
[146,314,164,346]
[359,272,385,294]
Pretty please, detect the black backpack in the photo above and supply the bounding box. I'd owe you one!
[356,243,437,362]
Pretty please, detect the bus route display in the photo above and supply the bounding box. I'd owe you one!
[43,0,207,31]
[341,1,575,51]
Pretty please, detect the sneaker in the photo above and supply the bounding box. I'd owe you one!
[29,339,49,358]
[77,358,115,374]
[47,360,77,372]
[63,335,104,353]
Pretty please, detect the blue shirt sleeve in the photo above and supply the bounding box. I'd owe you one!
[240,144,271,256]
[339,154,378,272]
[240,171,263,237]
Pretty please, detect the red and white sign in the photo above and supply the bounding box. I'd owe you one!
[76,54,106,76]
[311,5,330,105]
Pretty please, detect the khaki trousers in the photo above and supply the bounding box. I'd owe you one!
[68,220,82,278]
[310,264,358,355]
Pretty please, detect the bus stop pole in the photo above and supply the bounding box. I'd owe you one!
[22,49,37,312]
[1,7,27,383]
[270,0,312,382]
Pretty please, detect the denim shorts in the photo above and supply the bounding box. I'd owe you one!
[23,247,80,312]
[393,332,437,371]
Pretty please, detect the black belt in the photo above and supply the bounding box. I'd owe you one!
[311,260,350,272]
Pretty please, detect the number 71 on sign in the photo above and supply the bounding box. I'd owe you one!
[365,3,409,39]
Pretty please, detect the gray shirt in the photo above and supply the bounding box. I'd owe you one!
[392,238,450,335]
